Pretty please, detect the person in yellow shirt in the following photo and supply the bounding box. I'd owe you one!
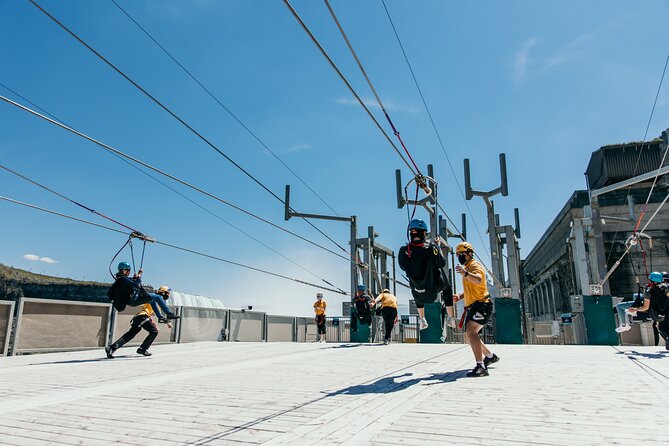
[453,243,499,377]
[313,292,327,343]
[373,289,398,345]
[105,285,173,358]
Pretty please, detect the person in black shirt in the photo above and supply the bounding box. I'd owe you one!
[351,285,372,333]
[398,219,455,331]
[628,272,669,349]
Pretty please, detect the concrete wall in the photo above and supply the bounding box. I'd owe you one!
[266,315,294,342]
[112,305,177,346]
[229,310,265,342]
[0,301,14,355]
[14,298,111,353]
[179,307,227,343]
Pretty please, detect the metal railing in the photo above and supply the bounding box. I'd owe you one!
[1,297,525,355]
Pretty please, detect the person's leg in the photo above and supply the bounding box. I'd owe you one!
[615,302,633,327]
[441,292,456,328]
[653,322,660,346]
[465,321,484,363]
[138,319,159,354]
[147,293,176,318]
[106,318,143,357]
[381,308,392,341]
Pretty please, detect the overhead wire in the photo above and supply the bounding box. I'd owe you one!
[599,54,669,286]
[0,195,347,294]
[605,54,669,266]
[0,83,344,291]
[0,95,349,262]
[109,0,344,220]
[286,0,504,289]
[379,0,492,264]
[29,0,353,262]
[0,158,345,292]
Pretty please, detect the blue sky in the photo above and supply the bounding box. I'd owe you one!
[1,0,668,316]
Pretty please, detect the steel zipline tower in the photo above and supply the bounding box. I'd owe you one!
[464,153,524,343]
[284,185,397,342]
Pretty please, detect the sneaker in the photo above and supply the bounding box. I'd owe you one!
[466,364,489,377]
[105,346,115,359]
[383,339,390,345]
[615,324,631,333]
[446,315,457,329]
[483,353,500,368]
[419,318,429,330]
[166,314,180,320]
[136,348,152,357]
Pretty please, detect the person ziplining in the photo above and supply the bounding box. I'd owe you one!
[107,260,179,321]
[106,285,174,358]
[626,271,669,350]
[398,218,456,331]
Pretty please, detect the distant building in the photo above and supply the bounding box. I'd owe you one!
[523,132,669,321]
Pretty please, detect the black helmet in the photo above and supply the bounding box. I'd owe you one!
[662,272,669,282]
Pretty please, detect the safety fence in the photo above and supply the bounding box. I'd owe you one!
[528,315,586,345]
[1,297,499,355]
[0,300,15,356]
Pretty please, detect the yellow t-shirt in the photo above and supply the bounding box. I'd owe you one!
[462,259,490,307]
[135,303,155,318]
[314,299,327,315]
[377,292,398,309]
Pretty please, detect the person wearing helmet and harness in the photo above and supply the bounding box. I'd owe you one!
[627,272,669,349]
[314,292,327,343]
[351,284,373,333]
[453,242,499,377]
[373,289,398,345]
[105,285,173,358]
[109,262,179,321]
[398,219,455,331]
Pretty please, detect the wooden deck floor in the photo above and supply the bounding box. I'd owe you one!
[0,342,666,445]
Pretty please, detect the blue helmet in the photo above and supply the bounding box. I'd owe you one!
[649,271,663,283]
[117,261,132,271]
[357,284,366,291]
[408,219,428,231]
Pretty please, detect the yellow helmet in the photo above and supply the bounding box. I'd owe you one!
[157,285,171,294]
[455,242,474,254]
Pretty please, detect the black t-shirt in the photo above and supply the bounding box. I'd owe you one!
[398,242,446,291]
[649,284,669,314]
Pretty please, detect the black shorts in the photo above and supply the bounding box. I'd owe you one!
[465,300,493,328]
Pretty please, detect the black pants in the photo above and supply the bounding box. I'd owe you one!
[111,315,158,351]
[381,307,398,340]
[316,315,327,334]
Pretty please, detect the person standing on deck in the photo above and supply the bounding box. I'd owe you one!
[373,289,398,345]
[453,242,499,377]
[314,292,327,343]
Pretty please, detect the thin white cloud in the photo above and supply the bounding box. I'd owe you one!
[335,97,419,114]
[514,38,538,81]
[545,32,595,69]
[23,254,58,264]
[266,143,312,156]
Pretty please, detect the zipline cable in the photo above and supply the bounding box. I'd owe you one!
[605,54,669,266]
[29,0,353,261]
[109,0,344,220]
[0,95,349,262]
[0,161,345,292]
[313,0,504,288]
[600,54,669,285]
[380,0,492,264]
[0,195,348,295]
[281,0,418,177]
[0,83,343,290]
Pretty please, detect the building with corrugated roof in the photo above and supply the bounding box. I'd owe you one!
[523,131,669,325]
